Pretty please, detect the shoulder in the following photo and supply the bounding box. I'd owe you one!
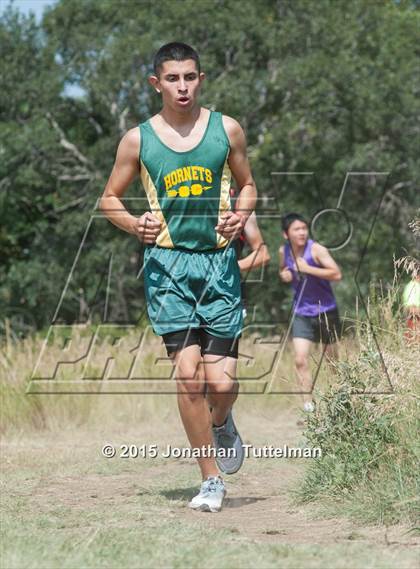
[278,244,285,254]
[119,126,140,155]
[311,242,335,265]
[113,127,141,167]
[221,115,245,145]
[222,114,242,133]
[311,241,327,256]
[121,126,140,146]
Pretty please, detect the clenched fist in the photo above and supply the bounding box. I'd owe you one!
[279,268,293,283]
[133,212,161,244]
[294,256,310,273]
[215,211,246,240]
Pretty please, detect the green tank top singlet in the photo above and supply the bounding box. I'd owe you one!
[139,110,232,251]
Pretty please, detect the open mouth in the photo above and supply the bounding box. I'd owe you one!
[177,97,190,103]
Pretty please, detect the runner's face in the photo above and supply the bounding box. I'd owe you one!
[285,220,308,247]
[154,60,204,112]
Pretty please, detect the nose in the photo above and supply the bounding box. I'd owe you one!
[178,78,187,92]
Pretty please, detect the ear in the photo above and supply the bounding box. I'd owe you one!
[199,72,206,83]
[148,75,161,93]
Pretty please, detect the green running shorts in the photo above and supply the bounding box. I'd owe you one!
[143,245,243,340]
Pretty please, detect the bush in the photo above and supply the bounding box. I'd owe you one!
[297,292,419,526]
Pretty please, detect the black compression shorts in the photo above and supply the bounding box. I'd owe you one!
[162,328,239,358]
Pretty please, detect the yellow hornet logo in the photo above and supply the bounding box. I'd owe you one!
[164,166,213,198]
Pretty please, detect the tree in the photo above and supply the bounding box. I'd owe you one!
[1,0,418,337]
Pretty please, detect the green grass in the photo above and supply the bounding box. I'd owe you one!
[1,435,418,569]
[3,532,416,569]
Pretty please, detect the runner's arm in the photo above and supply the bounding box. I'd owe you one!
[224,116,257,223]
[295,243,342,281]
[100,128,161,242]
[215,117,257,239]
[278,246,293,283]
[238,212,270,272]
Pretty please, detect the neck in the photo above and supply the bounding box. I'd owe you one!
[160,103,202,128]
[291,242,305,257]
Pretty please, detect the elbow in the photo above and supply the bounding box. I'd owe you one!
[262,251,271,266]
[99,190,109,212]
[260,245,271,267]
[334,270,342,282]
[99,190,114,213]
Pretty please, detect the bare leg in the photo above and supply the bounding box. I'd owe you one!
[171,345,219,480]
[292,337,314,407]
[204,355,238,427]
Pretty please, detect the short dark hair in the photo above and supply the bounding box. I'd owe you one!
[281,212,308,233]
[153,42,200,76]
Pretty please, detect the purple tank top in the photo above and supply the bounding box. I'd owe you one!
[284,239,337,317]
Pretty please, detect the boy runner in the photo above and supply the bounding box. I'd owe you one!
[100,43,257,512]
[278,213,342,413]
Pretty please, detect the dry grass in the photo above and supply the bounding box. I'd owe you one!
[2,325,322,435]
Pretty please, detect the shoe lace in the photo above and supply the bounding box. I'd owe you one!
[214,423,236,446]
[216,432,235,447]
[201,477,221,495]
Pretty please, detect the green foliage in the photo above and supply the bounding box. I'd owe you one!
[297,313,419,525]
[1,0,419,336]
[301,377,398,493]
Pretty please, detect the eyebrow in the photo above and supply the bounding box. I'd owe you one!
[164,72,198,78]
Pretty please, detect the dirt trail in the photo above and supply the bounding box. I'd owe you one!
[2,404,418,566]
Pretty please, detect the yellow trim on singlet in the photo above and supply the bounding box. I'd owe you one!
[216,155,231,249]
[140,160,174,248]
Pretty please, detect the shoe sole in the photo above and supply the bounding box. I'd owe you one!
[188,490,226,513]
[199,503,221,513]
[188,502,222,513]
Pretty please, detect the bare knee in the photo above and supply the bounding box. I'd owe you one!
[207,377,238,397]
[176,364,204,403]
[295,355,309,371]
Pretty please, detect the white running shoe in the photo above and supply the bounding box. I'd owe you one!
[188,476,226,513]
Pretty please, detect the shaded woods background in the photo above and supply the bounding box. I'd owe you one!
[1,0,419,338]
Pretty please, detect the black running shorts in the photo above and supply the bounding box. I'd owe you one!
[292,308,341,344]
